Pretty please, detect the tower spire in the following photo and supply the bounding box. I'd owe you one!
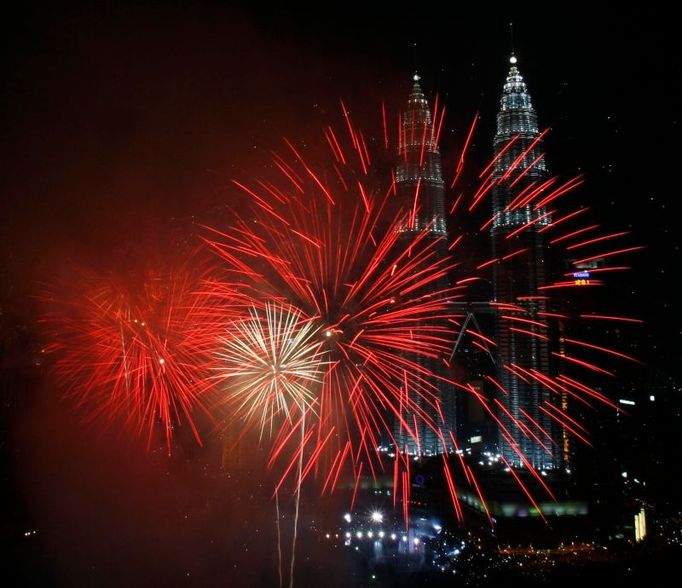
[397,74,445,235]
[412,41,419,78]
[409,72,425,102]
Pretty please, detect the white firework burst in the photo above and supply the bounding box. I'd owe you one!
[216,303,327,433]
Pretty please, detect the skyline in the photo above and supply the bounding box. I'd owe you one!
[2,4,681,587]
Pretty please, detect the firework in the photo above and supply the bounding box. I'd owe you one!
[214,302,327,434]
[203,120,462,496]
[41,264,216,450]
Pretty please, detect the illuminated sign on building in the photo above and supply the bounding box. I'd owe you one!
[572,271,592,286]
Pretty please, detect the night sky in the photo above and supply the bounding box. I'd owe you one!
[2,3,680,586]
[3,4,680,367]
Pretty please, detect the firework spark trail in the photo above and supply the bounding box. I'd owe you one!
[289,408,305,588]
[275,489,283,588]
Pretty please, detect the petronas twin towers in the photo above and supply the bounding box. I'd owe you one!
[394,57,559,470]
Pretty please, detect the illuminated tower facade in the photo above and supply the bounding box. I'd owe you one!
[393,75,454,455]
[491,57,558,469]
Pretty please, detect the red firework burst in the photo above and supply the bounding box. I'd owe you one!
[41,263,219,451]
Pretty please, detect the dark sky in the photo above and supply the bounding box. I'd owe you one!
[2,3,681,586]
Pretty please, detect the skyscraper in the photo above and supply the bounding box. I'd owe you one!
[396,75,447,237]
[491,56,558,469]
[393,75,455,456]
